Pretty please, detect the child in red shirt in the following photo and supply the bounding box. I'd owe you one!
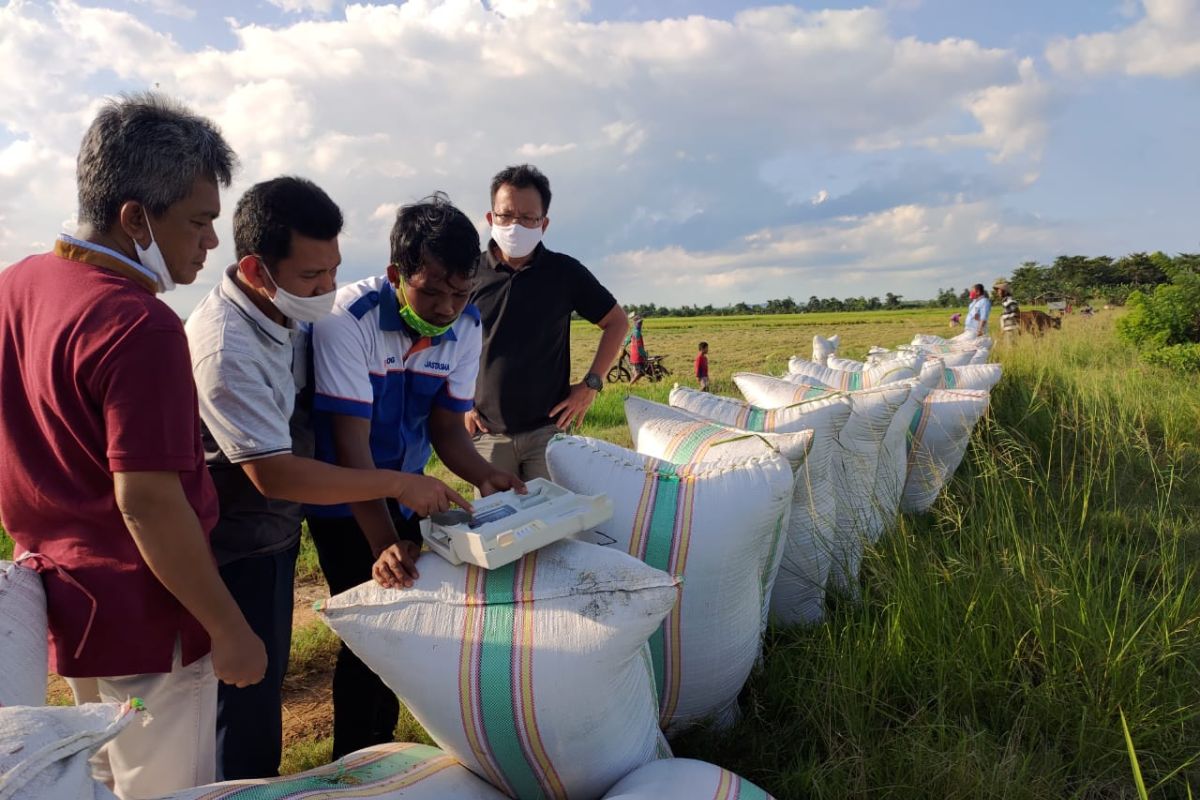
[694,341,710,391]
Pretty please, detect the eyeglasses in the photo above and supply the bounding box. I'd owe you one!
[491,212,543,228]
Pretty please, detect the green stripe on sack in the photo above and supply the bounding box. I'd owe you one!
[745,407,768,431]
[804,386,828,400]
[848,372,863,391]
[202,746,442,799]
[478,562,544,800]
[943,368,957,389]
[738,777,772,800]
[642,466,681,701]
[906,404,925,453]
[759,515,785,612]
[671,425,723,462]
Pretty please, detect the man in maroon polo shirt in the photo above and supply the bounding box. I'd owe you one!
[0,93,266,799]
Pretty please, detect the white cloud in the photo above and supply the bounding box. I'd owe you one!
[1046,0,1200,78]
[602,122,646,156]
[516,142,578,157]
[942,58,1056,164]
[0,0,1088,312]
[266,0,338,14]
[131,0,196,20]
[600,199,1067,304]
[369,203,399,222]
[489,0,590,20]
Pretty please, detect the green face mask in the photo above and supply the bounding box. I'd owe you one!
[396,279,454,337]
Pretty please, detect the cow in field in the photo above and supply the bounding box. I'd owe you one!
[1018,309,1062,334]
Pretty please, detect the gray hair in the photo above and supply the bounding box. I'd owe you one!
[76,92,237,229]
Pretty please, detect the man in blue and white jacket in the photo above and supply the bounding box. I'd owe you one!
[307,193,523,759]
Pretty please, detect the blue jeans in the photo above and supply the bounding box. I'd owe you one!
[214,543,298,780]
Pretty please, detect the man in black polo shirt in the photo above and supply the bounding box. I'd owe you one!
[467,164,627,480]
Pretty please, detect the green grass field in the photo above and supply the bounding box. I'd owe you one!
[6,307,1200,797]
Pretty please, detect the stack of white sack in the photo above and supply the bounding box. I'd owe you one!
[785,357,920,390]
[663,385,851,622]
[318,538,678,799]
[547,434,793,733]
[905,334,993,364]
[789,349,1001,517]
[729,376,913,585]
[624,395,838,626]
[763,362,945,536]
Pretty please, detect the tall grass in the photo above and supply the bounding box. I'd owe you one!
[7,311,1199,797]
[672,316,1200,798]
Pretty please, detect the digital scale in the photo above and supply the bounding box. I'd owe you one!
[420,478,613,569]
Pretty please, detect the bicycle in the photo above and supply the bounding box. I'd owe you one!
[606,351,671,383]
[643,355,671,383]
[607,349,633,383]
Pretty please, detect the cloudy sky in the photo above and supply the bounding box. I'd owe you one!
[1,0,1198,315]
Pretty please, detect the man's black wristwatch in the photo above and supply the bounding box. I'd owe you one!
[583,372,604,392]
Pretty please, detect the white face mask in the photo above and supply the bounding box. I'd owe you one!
[133,219,175,293]
[260,260,336,323]
[491,221,543,259]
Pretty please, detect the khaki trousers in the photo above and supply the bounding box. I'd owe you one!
[66,639,217,799]
[472,424,559,487]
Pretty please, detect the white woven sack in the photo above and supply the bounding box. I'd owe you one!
[825,356,864,371]
[827,353,930,374]
[941,364,1002,392]
[675,380,901,599]
[907,336,993,354]
[811,333,840,364]
[939,350,976,367]
[731,376,912,545]
[667,384,852,623]
[911,333,947,346]
[546,436,794,733]
[0,560,48,707]
[875,381,933,540]
[603,758,776,799]
[161,743,509,800]
[318,539,677,800]
[734,374,914,576]
[902,389,991,513]
[970,347,992,364]
[625,396,838,627]
[0,702,135,800]
[786,358,918,389]
[731,374,838,411]
[822,383,911,588]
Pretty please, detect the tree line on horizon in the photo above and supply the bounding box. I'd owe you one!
[620,251,1200,318]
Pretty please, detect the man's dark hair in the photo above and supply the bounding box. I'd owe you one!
[973,283,986,294]
[699,341,708,350]
[76,92,237,230]
[390,193,480,281]
[489,164,551,215]
[233,177,343,268]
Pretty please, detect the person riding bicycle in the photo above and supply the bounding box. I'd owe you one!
[624,312,650,385]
